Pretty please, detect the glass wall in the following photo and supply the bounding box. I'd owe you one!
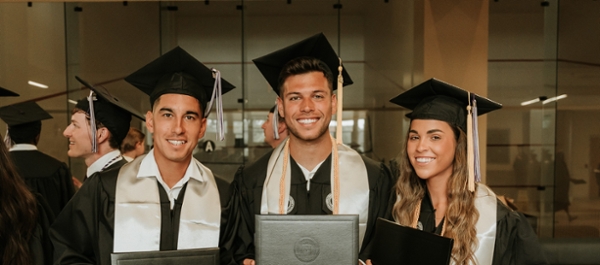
[1,0,599,239]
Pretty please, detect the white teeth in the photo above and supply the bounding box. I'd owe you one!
[416,157,434,163]
[298,119,317,124]
[168,140,186,146]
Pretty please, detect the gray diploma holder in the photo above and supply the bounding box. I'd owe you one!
[255,214,359,265]
[111,247,219,265]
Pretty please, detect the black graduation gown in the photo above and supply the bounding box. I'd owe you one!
[29,193,55,265]
[220,150,393,264]
[418,188,548,265]
[10,150,75,217]
[50,165,232,265]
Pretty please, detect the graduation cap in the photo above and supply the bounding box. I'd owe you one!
[252,33,353,94]
[74,76,145,153]
[125,46,236,141]
[0,86,19,97]
[253,33,352,142]
[0,101,52,147]
[390,78,502,192]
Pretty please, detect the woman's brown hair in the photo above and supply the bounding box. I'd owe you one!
[0,134,38,265]
[392,125,478,265]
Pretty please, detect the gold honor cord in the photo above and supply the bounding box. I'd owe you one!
[411,200,448,237]
[278,135,340,214]
[278,138,291,214]
[466,92,475,192]
[335,58,343,145]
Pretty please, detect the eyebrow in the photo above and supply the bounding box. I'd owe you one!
[409,129,445,134]
[158,107,200,117]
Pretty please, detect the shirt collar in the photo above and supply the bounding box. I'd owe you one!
[9,143,38,151]
[87,149,122,177]
[137,148,206,184]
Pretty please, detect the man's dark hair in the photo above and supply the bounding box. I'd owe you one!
[72,108,120,149]
[8,121,42,145]
[277,57,334,96]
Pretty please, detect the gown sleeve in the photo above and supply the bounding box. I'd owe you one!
[358,158,393,261]
[215,175,240,265]
[220,165,258,264]
[493,200,549,265]
[28,193,55,265]
[50,173,104,265]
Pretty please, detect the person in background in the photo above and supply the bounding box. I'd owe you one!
[0,101,75,217]
[62,77,145,180]
[261,104,288,148]
[120,127,146,162]
[371,78,547,264]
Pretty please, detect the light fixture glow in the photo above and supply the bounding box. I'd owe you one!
[520,96,548,106]
[542,94,567,104]
[28,80,48,89]
[68,99,78,105]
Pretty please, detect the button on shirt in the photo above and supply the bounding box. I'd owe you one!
[297,160,326,192]
[137,149,206,209]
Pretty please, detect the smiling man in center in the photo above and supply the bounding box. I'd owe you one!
[222,33,393,265]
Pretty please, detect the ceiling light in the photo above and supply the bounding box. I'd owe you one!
[520,96,548,106]
[542,94,567,104]
[68,99,78,105]
[28,80,48,89]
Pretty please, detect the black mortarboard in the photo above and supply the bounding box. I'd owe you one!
[0,102,52,145]
[389,78,502,132]
[390,78,502,192]
[252,33,353,95]
[74,76,145,152]
[0,86,19,97]
[125,46,236,141]
[0,101,52,127]
[124,46,235,112]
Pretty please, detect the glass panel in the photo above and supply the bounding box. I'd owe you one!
[64,2,159,179]
[488,1,555,237]
[0,3,70,170]
[160,1,244,182]
[554,0,600,238]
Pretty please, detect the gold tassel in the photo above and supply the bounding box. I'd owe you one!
[467,93,475,192]
[335,58,343,145]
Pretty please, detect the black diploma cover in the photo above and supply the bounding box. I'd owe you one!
[111,247,219,265]
[370,218,453,265]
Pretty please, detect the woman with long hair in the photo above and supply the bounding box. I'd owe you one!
[1,132,53,265]
[369,78,547,264]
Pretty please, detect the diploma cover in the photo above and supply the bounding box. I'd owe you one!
[111,247,219,265]
[370,218,453,265]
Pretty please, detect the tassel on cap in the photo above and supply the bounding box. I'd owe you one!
[272,101,280,140]
[3,128,11,148]
[472,95,481,184]
[335,58,344,145]
[205,68,225,141]
[88,90,98,153]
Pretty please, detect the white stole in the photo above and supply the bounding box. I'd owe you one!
[471,184,498,265]
[260,138,370,248]
[113,155,221,252]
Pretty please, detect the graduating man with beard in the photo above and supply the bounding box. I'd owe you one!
[221,33,393,265]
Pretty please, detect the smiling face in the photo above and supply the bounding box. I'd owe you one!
[407,119,457,182]
[146,93,206,165]
[277,71,336,143]
[63,112,93,159]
